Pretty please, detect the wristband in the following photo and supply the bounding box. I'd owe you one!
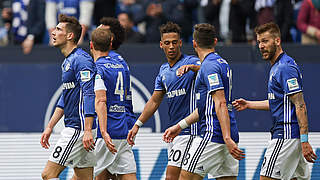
[135,119,143,127]
[300,134,308,143]
[178,119,189,129]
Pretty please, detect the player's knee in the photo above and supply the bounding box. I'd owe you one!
[41,169,59,180]
[165,174,179,180]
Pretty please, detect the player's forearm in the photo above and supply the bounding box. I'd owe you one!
[215,102,232,140]
[47,107,64,129]
[96,102,108,134]
[247,100,269,110]
[138,99,161,124]
[84,116,94,132]
[189,65,200,73]
[184,108,199,125]
[296,103,309,135]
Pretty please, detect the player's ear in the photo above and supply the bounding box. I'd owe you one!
[192,40,197,49]
[159,40,163,49]
[67,32,74,42]
[89,41,93,50]
[275,37,281,46]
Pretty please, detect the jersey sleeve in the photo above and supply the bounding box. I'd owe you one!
[56,93,64,109]
[154,68,164,91]
[75,57,96,117]
[202,61,224,93]
[187,56,201,65]
[94,67,107,92]
[279,64,303,95]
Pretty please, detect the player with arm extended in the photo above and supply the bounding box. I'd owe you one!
[127,21,200,180]
[40,14,96,180]
[163,23,244,180]
[91,28,137,180]
[232,22,317,180]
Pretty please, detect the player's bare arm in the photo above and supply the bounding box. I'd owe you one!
[83,116,95,152]
[177,64,200,77]
[212,90,245,160]
[40,107,64,149]
[127,90,165,145]
[163,108,199,143]
[232,99,269,111]
[95,89,116,154]
[289,92,317,163]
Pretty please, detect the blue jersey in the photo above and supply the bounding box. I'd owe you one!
[56,48,96,130]
[95,56,129,139]
[268,53,302,139]
[155,54,200,136]
[46,0,94,19]
[195,52,238,144]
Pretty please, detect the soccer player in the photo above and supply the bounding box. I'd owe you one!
[232,22,317,180]
[40,14,96,180]
[127,21,201,180]
[91,28,137,180]
[163,23,244,180]
[92,17,136,180]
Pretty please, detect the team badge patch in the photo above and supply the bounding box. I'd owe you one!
[65,62,70,71]
[208,73,219,86]
[80,71,91,82]
[287,78,299,91]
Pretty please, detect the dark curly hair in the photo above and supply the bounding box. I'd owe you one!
[159,21,181,38]
[99,17,125,50]
[58,14,82,44]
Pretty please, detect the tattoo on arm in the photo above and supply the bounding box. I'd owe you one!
[289,92,309,134]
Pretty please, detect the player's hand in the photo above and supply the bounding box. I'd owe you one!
[232,98,248,111]
[83,130,95,152]
[40,127,52,149]
[301,142,317,163]
[224,138,245,160]
[163,124,181,143]
[102,132,117,154]
[127,125,139,146]
[21,38,34,54]
[177,65,191,77]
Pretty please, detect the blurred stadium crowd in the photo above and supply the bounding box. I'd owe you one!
[0,0,319,54]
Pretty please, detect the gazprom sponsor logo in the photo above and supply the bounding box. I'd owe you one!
[268,92,275,100]
[167,88,186,98]
[62,82,75,90]
[109,104,125,112]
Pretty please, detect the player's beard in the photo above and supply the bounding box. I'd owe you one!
[261,42,277,61]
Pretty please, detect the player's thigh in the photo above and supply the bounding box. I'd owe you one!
[216,176,237,180]
[166,165,181,180]
[74,167,93,180]
[179,169,203,180]
[95,169,117,180]
[42,160,66,179]
[260,176,279,180]
[167,135,194,168]
[118,173,137,180]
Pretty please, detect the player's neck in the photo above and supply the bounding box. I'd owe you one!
[198,48,215,62]
[61,43,77,57]
[167,53,182,67]
[93,51,109,62]
[270,47,283,66]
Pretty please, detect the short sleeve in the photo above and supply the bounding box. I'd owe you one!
[56,94,64,109]
[187,56,201,65]
[154,71,164,91]
[202,62,224,93]
[94,73,106,91]
[279,65,303,95]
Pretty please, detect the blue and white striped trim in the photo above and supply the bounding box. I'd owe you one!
[58,129,80,166]
[205,92,216,134]
[187,134,210,173]
[180,135,195,167]
[265,139,284,177]
[283,95,291,139]
[79,89,85,131]
[190,80,197,136]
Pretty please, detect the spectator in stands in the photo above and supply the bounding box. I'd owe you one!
[136,0,198,43]
[297,0,320,44]
[202,0,222,41]
[45,0,94,45]
[22,0,45,54]
[274,0,294,42]
[229,0,257,43]
[118,12,145,43]
[118,0,144,24]
[0,0,11,46]
[92,0,116,26]
[255,0,275,25]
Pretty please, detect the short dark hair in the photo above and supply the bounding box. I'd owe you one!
[99,17,125,50]
[254,22,281,38]
[58,14,82,44]
[91,28,113,52]
[193,23,217,49]
[159,21,181,38]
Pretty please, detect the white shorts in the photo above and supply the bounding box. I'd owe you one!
[167,135,195,168]
[94,138,136,177]
[182,137,238,178]
[49,127,96,168]
[260,139,310,180]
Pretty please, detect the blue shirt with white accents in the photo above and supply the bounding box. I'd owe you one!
[56,48,96,130]
[155,54,200,136]
[268,53,302,139]
[109,50,136,129]
[95,56,129,139]
[195,52,239,144]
